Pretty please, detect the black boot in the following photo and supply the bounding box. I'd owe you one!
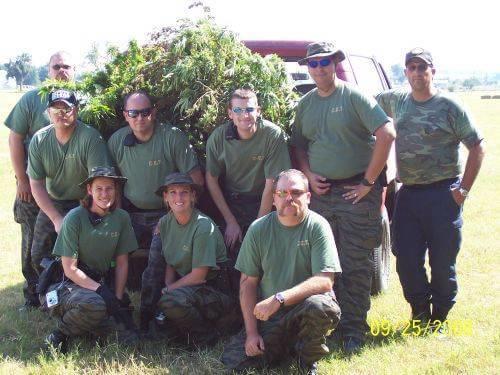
[410,302,431,322]
[298,357,318,375]
[44,329,68,353]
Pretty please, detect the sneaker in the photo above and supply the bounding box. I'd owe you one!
[342,336,364,355]
[44,330,68,353]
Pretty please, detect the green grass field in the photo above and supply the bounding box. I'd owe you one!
[0,90,498,374]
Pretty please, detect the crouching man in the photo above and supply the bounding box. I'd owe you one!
[222,169,341,374]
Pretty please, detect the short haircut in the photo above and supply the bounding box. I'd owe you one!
[122,90,155,109]
[273,169,310,192]
[48,51,72,65]
[228,88,258,108]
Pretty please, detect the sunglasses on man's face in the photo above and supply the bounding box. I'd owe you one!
[406,63,431,73]
[52,64,72,70]
[232,107,256,115]
[49,106,74,116]
[125,108,153,118]
[307,58,332,68]
[274,189,307,199]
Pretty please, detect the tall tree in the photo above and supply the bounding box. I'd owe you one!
[3,53,33,91]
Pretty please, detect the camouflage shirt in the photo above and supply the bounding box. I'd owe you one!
[376,90,482,185]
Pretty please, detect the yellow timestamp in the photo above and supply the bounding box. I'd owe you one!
[369,318,473,337]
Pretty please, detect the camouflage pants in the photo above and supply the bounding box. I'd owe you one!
[31,200,79,275]
[311,183,382,341]
[13,197,40,304]
[128,210,166,249]
[222,293,340,371]
[158,284,236,345]
[41,281,113,337]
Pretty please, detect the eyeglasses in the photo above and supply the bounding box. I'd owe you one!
[51,64,72,70]
[406,63,431,73]
[232,107,256,115]
[125,108,153,118]
[307,58,332,68]
[49,106,74,116]
[274,189,307,199]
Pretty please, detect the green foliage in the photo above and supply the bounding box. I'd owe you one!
[39,18,297,158]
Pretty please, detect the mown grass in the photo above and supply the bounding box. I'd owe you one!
[0,90,498,374]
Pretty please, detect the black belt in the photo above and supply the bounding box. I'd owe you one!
[325,172,365,186]
[403,178,458,190]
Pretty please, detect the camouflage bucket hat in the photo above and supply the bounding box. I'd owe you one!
[79,166,127,187]
[405,47,433,66]
[155,172,202,197]
[298,41,346,66]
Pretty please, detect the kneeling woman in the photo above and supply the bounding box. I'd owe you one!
[43,167,138,351]
[140,172,235,347]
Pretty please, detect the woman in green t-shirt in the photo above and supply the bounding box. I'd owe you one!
[43,166,138,352]
[140,172,239,347]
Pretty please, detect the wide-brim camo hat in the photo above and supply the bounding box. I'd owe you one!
[79,166,127,187]
[298,41,346,66]
[155,172,203,197]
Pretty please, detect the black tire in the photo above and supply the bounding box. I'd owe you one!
[371,208,391,295]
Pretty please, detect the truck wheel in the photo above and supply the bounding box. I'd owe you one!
[371,208,391,295]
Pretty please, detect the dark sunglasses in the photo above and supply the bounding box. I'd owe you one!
[232,107,256,115]
[274,189,307,199]
[406,63,431,73]
[307,58,332,68]
[125,108,153,118]
[52,64,72,70]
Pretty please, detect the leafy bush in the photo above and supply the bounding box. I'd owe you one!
[40,18,297,159]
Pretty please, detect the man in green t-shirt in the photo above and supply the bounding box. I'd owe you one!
[206,88,291,293]
[108,91,202,284]
[4,51,75,310]
[222,169,341,373]
[376,48,485,329]
[42,167,138,352]
[28,89,111,276]
[290,41,396,353]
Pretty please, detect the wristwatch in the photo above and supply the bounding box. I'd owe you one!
[361,178,375,187]
[458,186,469,198]
[274,292,285,307]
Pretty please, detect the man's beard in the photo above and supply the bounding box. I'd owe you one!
[278,203,299,217]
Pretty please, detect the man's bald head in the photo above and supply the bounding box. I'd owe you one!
[48,51,75,81]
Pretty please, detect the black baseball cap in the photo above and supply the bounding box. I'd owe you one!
[405,47,433,66]
[47,89,78,108]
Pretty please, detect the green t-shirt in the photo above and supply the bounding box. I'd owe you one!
[236,210,341,299]
[376,90,482,185]
[206,119,291,195]
[53,206,138,274]
[108,122,200,209]
[4,89,50,152]
[291,81,390,179]
[159,209,227,279]
[27,122,111,200]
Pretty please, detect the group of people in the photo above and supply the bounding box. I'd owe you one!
[4,41,484,374]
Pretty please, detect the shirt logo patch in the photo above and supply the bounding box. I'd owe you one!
[182,245,189,252]
[251,155,264,161]
[148,160,161,166]
[65,153,76,159]
[331,106,343,113]
[297,240,309,248]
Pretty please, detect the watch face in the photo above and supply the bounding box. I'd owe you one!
[275,293,285,304]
